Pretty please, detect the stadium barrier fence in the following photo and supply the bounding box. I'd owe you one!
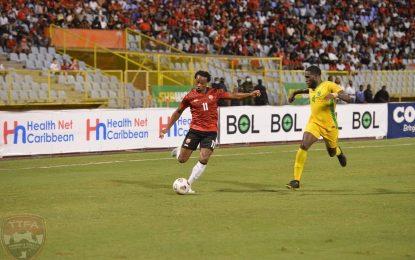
[1,103,413,157]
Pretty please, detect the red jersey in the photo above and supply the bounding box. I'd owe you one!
[179,88,230,132]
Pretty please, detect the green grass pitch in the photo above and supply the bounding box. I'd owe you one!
[1,138,415,259]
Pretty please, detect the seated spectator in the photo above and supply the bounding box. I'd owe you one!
[355,85,365,103]
[50,58,61,72]
[18,36,30,54]
[6,35,17,53]
[364,84,374,103]
[69,59,80,70]
[374,86,390,103]
[61,60,70,71]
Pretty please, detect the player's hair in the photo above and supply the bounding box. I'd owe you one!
[305,65,321,76]
[195,70,211,83]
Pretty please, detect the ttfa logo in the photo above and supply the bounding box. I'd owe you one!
[86,119,107,140]
[3,121,27,144]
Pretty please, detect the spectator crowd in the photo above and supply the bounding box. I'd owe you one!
[213,75,390,107]
[0,0,414,71]
[331,76,390,104]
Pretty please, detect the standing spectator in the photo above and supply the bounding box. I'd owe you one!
[211,77,220,89]
[219,77,230,106]
[374,86,390,103]
[212,77,229,107]
[335,77,346,104]
[230,86,241,106]
[364,84,374,103]
[334,77,344,90]
[344,80,356,103]
[236,79,242,92]
[241,76,254,105]
[254,79,269,105]
[355,85,365,103]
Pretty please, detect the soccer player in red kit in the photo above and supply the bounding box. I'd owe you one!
[160,70,260,194]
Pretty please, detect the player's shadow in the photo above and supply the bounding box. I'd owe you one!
[209,179,286,194]
[298,188,415,196]
[110,179,170,189]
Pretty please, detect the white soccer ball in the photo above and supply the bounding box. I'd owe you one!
[173,178,189,195]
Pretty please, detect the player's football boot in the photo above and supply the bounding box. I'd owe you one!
[187,187,196,194]
[286,180,300,190]
[171,146,180,159]
[337,148,347,167]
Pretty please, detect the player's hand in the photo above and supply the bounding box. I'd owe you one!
[159,128,168,139]
[288,93,296,103]
[251,90,261,97]
[325,93,338,101]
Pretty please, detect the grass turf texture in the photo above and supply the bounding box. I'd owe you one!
[0,138,414,259]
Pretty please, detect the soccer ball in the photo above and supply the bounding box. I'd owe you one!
[172,178,189,195]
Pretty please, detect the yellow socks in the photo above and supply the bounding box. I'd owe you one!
[335,147,342,156]
[294,148,308,181]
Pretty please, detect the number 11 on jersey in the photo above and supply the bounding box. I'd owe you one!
[202,102,208,111]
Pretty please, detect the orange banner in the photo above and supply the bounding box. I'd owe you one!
[49,28,126,49]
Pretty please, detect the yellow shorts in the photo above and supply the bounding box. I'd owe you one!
[305,121,338,148]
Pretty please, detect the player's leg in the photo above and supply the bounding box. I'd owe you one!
[287,123,319,189]
[323,128,346,167]
[177,147,193,163]
[177,130,201,163]
[187,133,216,192]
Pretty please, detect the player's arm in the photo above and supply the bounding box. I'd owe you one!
[288,89,309,103]
[325,83,352,103]
[325,90,351,102]
[337,91,352,103]
[226,90,260,100]
[159,104,187,139]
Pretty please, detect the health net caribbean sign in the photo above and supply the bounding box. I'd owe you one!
[0,108,191,156]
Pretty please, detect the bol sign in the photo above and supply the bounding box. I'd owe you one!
[227,115,260,134]
[352,111,379,129]
[1,215,46,259]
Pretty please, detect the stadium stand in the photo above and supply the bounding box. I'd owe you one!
[0,1,414,108]
[0,1,413,71]
[0,45,149,108]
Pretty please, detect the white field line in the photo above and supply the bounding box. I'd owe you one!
[0,143,414,172]
[280,142,415,153]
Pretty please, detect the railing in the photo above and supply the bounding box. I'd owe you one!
[0,69,125,107]
[2,68,412,108]
[126,28,184,54]
[283,70,415,100]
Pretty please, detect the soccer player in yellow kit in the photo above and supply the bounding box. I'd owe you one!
[286,66,351,189]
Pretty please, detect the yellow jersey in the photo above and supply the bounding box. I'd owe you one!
[308,81,343,129]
